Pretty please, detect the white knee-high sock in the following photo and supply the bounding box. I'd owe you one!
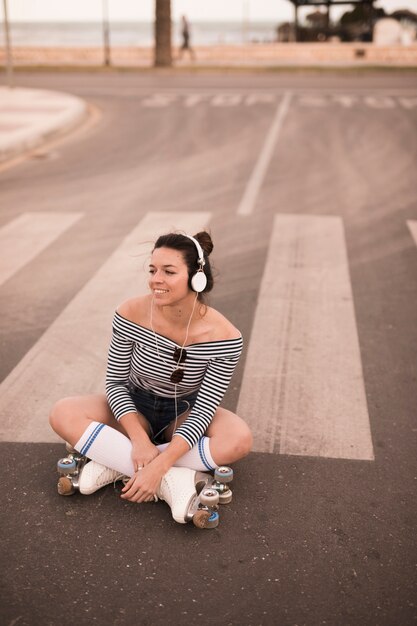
[75,423,217,475]
[74,422,135,477]
[157,436,218,472]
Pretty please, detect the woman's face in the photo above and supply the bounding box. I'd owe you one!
[148,246,191,303]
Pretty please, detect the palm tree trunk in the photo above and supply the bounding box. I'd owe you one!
[154,0,172,67]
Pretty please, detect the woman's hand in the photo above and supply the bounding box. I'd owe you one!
[121,457,165,503]
[121,436,190,504]
[130,438,159,473]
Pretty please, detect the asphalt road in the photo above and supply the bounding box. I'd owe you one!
[1,70,417,626]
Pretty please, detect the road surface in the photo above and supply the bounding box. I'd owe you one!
[1,70,416,626]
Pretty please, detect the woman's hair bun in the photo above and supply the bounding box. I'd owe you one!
[194,231,213,256]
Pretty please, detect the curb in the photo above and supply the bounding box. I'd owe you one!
[0,88,89,163]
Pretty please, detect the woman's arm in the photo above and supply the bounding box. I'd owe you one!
[174,340,243,449]
[106,314,159,469]
[105,323,138,420]
[120,434,189,503]
[123,341,243,501]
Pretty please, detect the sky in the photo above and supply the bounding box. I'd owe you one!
[1,0,417,23]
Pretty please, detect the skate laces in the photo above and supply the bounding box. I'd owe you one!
[98,466,122,487]
[84,462,122,487]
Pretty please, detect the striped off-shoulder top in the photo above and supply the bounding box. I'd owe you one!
[105,311,243,448]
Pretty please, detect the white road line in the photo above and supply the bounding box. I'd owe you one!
[75,87,417,96]
[399,98,417,109]
[237,214,374,461]
[237,92,292,216]
[0,212,83,287]
[0,211,210,443]
[407,220,417,245]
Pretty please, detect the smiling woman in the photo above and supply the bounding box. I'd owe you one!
[49,230,252,524]
[152,231,214,298]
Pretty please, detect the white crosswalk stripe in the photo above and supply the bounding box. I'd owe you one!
[0,211,83,287]
[0,211,210,443]
[237,214,374,461]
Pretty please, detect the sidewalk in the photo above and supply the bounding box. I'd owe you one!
[2,43,417,68]
[0,87,87,163]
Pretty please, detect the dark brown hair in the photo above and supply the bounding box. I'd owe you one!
[153,231,214,298]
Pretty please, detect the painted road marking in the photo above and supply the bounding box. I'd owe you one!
[296,94,416,109]
[407,220,417,245]
[398,97,417,109]
[237,92,292,217]
[137,92,417,109]
[141,92,274,107]
[364,96,396,108]
[141,93,179,107]
[237,214,374,461]
[0,212,83,287]
[0,211,210,443]
[244,94,276,106]
[211,94,243,106]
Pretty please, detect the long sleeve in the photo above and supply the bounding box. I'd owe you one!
[173,340,242,448]
[105,328,138,420]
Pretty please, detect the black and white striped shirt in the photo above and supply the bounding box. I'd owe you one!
[106,312,243,448]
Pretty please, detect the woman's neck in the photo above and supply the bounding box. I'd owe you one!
[151,294,200,329]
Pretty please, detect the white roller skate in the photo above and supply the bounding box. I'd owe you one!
[56,443,88,496]
[56,443,234,530]
[56,443,124,496]
[78,461,125,495]
[157,466,234,529]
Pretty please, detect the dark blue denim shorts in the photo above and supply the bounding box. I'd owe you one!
[127,383,197,444]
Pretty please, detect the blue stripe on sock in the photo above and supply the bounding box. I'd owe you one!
[198,436,213,471]
[80,423,105,456]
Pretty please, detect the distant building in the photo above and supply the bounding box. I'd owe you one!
[276,22,295,42]
[374,12,417,45]
[286,0,377,42]
[306,9,328,29]
[374,18,403,44]
[391,9,417,26]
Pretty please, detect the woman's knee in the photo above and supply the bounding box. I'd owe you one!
[49,397,75,432]
[234,423,253,458]
[209,409,253,461]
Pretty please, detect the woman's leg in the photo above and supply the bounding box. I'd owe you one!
[49,394,150,447]
[164,408,252,467]
[203,408,253,465]
[50,394,153,477]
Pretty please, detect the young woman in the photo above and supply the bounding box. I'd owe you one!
[49,231,252,508]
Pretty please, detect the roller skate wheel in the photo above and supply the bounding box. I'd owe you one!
[219,490,233,505]
[205,511,220,529]
[214,466,233,483]
[57,476,75,496]
[57,458,77,474]
[193,509,219,529]
[200,488,219,507]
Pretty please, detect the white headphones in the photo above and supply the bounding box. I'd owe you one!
[185,235,207,293]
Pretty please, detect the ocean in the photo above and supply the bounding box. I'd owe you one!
[1,21,280,47]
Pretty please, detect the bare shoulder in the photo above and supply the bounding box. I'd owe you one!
[117,295,151,325]
[205,307,241,342]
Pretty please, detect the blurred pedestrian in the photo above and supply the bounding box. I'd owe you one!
[178,15,196,61]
